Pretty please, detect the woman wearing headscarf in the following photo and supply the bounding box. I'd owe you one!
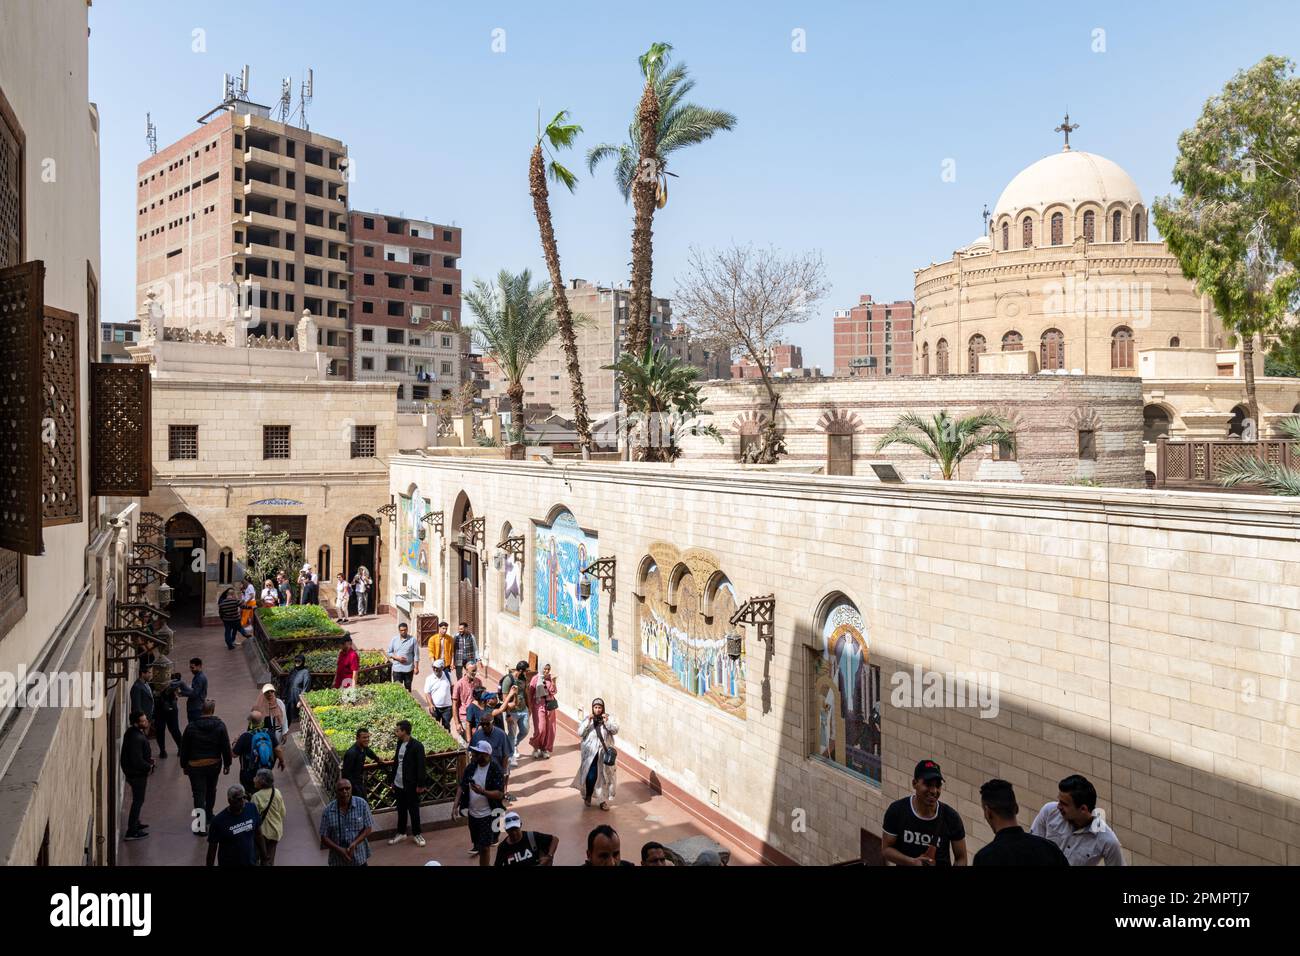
[528,664,557,758]
[284,653,312,725]
[571,697,618,810]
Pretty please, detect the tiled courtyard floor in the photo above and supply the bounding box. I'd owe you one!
[119,612,760,866]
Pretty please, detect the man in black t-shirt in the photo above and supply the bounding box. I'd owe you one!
[493,811,558,866]
[205,785,262,867]
[972,779,1068,866]
[882,759,968,866]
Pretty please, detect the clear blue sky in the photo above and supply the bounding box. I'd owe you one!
[89,1,1299,368]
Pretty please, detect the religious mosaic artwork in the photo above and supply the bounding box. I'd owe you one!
[533,510,599,652]
[398,494,430,574]
[502,548,522,616]
[637,544,746,718]
[809,596,881,784]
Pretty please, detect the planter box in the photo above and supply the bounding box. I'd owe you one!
[269,655,391,692]
[250,611,351,676]
[298,696,464,811]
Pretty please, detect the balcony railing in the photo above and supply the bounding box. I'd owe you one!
[1155,436,1298,493]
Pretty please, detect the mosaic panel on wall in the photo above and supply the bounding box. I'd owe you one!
[809,595,881,785]
[398,493,430,574]
[533,509,599,652]
[637,542,746,719]
[502,525,521,616]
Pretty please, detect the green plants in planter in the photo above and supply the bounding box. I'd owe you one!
[303,683,458,757]
[256,605,346,641]
[277,647,385,672]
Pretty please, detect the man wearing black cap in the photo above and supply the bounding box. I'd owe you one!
[882,759,968,866]
[973,779,1068,866]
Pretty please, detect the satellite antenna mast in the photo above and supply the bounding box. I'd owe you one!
[277,77,292,123]
[239,64,250,99]
[297,68,313,130]
[146,113,157,155]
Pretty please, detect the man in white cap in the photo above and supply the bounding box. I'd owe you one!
[423,658,454,730]
[452,739,504,866]
[493,811,558,867]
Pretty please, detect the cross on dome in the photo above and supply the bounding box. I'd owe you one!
[1055,112,1080,151]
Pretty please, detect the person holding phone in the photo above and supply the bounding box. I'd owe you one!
[572,698,618,810]
[882,759,968,866]
[528,664,557,758]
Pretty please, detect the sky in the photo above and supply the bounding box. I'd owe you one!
[89,0,1300,369]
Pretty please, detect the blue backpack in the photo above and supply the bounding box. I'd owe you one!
[250,728,274,769]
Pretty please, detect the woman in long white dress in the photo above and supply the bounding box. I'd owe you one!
[571,698,618,810]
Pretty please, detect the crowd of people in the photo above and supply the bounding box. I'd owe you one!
[121,607,1126,867]
[215,565,374,649]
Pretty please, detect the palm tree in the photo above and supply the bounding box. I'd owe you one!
[604,344,721,462]
[1218,415,1300,494]
[463,269,557,443]
[529,109,592,454]
[875,410,1016,480]
[587,42,737,358]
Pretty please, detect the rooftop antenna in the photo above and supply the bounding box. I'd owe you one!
[145,112,157,155]
[296,68,314,130]
[240,64,250,99]
[277,77,292,123]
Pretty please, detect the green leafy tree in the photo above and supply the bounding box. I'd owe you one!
[587,42,737,358]
[1218,415,1300,494]
[1153,56,1300,427]
[463,270,557,444]
[875,410,1016,480]
[529,109,592,452]
[604,344,721,462]
[240,522,302,590]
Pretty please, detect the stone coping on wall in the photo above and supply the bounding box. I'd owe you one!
[701,372,1141,387]
[389,454,1300,531]
[152,379,399,393]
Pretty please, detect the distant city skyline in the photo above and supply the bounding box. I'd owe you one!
[89,1,1300,368]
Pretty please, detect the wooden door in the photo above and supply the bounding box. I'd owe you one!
[457,549,479,636]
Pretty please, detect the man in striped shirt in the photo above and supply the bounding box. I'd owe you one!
[218,589,245,649]
[319,778,374,866]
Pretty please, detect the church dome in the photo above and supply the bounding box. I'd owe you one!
[992,149,1143,218]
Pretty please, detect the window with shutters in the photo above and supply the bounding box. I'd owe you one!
[1083,210,1095,242]
[89,362,152,497]
[41,305,81,525]
[826,432,853,476]
[1022,217,1033,248]
[0,261,45,556]
[1040,328,1065,370]
[1050,212,1064,245]
[935,338,949,374]
[1001,221,1008,250]
[1111,326,1134,369]
[169,425,198,460]
[968,334,986,373]
[1112,210,1122,242]
[1002,330,1023,352]
[351,424,376,458]
[921,342,929,375]
[263,425,291,459]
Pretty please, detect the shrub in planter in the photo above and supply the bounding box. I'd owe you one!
[303,683,458,758]
[275,647,386,672]
[256,605,345,641]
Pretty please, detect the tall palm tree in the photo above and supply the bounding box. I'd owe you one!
[463,269,557,443]
[587,42,737,358]
[604,344,720,462]
[529,109,592,453]
[1218,415,1300,494]
[875,410,1016,480]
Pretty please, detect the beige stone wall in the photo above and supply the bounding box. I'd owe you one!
[389,455,1300,866]
[679,374,1146,486]
[145,378,398,619]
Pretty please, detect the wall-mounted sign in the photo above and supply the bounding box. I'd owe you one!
[248,499,305,506]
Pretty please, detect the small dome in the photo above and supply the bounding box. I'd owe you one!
[993,149,1143,219]
[964,236,992,253]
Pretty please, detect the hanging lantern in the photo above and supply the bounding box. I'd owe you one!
[725,630,743,661]
[579,576,592,601]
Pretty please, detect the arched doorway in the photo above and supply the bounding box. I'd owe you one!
[1227,404,1250,439]
[451,493,481,638]
[164,512,207,626]
[344,515,380,617]
[1142,404,1172,443]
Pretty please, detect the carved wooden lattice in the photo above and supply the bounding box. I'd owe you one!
[41,306,81,525]
[89,362,152,496]
[0,87,22,269]
[1163,444,1189,480]
[0,261,46,555]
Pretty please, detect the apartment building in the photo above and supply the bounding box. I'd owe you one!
[100,319,141,363]
[350,212,462,407]
[502,279,724,417]
[731,342,804,379]
[135,87,353,378]
[833,294,914,377]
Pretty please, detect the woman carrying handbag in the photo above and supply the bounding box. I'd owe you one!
[572,697,618,810]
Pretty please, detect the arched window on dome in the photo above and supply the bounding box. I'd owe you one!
[1002,331,1023,352]
[921,342,929,375]
[1169,336,1180,348]
[968,334,986,373]
[1050,212,1064,246]
[1040,329,1065,370]
[1001,221,1009,251]
[1111,326,1134,369]
[1133,209,1146,241]
[1083,210,1096,242]
[936,338,949,374]
[1112,210,1122,242]
[1022,216,1033,248]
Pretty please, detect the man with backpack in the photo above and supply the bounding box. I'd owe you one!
[232,710,284,797]
[500,661,530,769]
[494,811,557,867]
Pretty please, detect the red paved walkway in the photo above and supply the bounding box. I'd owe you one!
[119,612,760,866]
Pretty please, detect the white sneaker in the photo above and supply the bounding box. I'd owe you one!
[388,833,407,846]
[509,755,519,768]
[413,835,426,847]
